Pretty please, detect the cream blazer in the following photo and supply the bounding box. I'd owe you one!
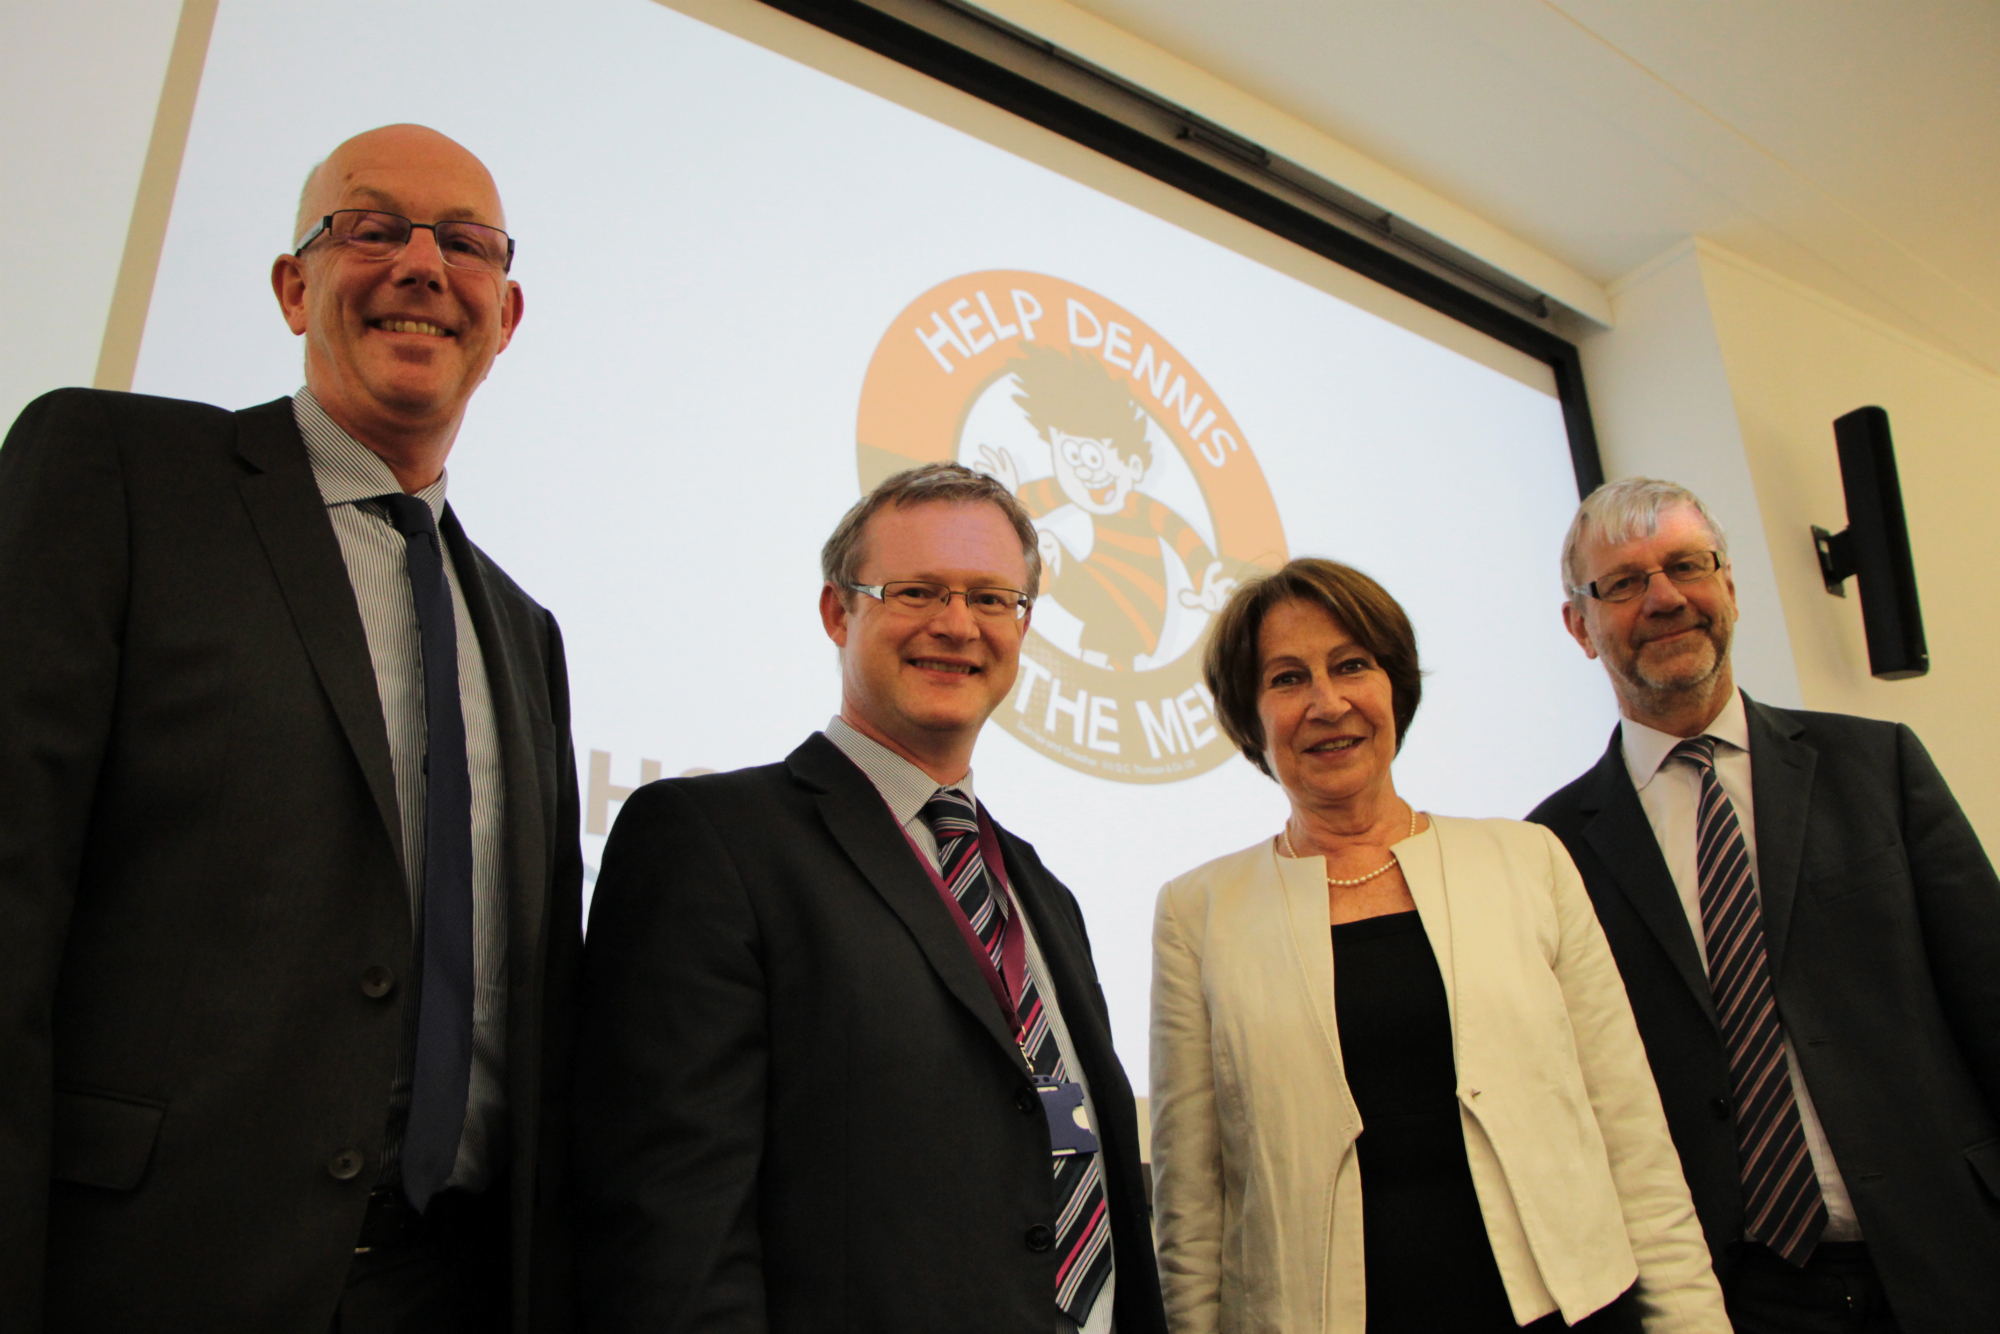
[1149,816,1726,1334]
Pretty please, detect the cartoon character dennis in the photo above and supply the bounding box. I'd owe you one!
[980,344,1235,670]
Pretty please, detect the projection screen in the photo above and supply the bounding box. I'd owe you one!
[131,0,1618,1085]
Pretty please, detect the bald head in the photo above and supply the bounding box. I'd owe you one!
[294,124,506,245]
[273,122,522,489]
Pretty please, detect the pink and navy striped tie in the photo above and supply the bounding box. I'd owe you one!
[919,788,1114,1322]
[1674,737,1827,1264]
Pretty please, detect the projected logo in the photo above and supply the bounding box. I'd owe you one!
[858,271,1287,783]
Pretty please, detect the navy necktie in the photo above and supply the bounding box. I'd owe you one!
[378,493,475,1213]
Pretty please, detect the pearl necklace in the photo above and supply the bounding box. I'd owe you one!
[1279,807,1420,887]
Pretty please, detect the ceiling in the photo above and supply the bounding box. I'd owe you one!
[1060,0,2000,373]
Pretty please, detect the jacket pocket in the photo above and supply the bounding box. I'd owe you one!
[1968,1137,2000,1203]
[1811,842,1907,904]
[51,1087,167,1190]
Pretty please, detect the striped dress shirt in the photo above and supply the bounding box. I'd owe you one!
[294,390,509,1194]
[824,717,1115,1334]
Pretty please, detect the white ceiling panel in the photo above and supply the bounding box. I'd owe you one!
[1057,0,2000,370]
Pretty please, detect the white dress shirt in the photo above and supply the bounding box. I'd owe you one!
[296,390,508,1193]
[824,717,1115,1333]
[1620,691,1860,1240]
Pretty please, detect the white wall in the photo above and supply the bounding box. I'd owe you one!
[1577,237,2000,848]
[0,1,185,429]
[1579,238,1999,845]
[1695,241,2000,843]
[1576,242,1805,713]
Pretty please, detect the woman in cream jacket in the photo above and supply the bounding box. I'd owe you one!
[1149,559,1724,1333]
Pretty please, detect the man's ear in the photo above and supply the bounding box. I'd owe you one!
[495,280,524,354]
[820,583,851,648]
[1560,600,1600,661]
[272,254,310,336]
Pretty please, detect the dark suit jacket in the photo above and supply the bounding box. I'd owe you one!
[0,389,583,1332]
[1530,693,2000,1333]
[573,732,1167,1334]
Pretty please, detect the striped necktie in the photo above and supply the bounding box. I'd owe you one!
[1673,736,1826,1264]
[918,789,1114,1323]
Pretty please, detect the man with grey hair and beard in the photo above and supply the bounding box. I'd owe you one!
[1530,478,2000,1333]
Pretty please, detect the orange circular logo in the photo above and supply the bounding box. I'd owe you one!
[858,271,1288,782]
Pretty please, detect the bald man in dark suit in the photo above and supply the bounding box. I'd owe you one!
[0,125,581,1332]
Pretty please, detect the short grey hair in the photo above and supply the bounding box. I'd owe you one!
[820,462,1042,605]
[1561,477,1729,604]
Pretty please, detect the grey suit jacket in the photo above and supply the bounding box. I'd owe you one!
[0,389,583,1332]
[1530,693,2000,1334]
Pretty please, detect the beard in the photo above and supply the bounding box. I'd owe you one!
[1605,612,1732,705]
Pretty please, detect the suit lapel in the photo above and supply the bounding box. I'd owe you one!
[1277,842,1343,1067]
[996,834,1116,1070]
[231,399,404,874]
[1401,819,1454,1012]
[787,736,1028,1072]
[1579,728,1718,1029]
[999,840,1087,1010]
[1746,696,1815,978]
[441,511,552,1059]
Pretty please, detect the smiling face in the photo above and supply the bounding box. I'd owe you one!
[1562,503,1739,730]
[1256,599,1398,814]
[1050,429,1145,515]
[271,125,522,467]
[820,499,1032,782]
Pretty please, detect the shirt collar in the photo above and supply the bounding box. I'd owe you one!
[1621,688,1751,791]
[823,715,975,825]
[293,387,448,523]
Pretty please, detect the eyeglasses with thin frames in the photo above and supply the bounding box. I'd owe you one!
[293,210,516,274]
[849,581,1032,621]
[1574,551,1724,603]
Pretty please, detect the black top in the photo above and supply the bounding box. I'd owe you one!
[1333,912,1639,1334]
[1334,911,1515,1330]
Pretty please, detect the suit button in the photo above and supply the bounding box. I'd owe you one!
[1025,1224,1054,1252]
[360,966,395,999]
[327,1149,366,1181]
[1710,1096,1732,1121]
[1016,1087,1038,1115]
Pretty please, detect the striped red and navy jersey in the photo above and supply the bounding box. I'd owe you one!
[1017,478,1217,669]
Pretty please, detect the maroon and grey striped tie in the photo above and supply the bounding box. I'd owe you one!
[1673,737,1827,1264]
[919,789,1114,1322]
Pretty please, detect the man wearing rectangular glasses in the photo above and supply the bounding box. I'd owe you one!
[573,463,1166,1334]
[1531,478,2000,1333]
[0,124,580,1331]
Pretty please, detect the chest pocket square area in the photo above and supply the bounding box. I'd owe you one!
[1812,842,1908,904]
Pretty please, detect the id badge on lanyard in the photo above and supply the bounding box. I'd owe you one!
[1035,1078,1100,1156]
[902,803,1100,1159]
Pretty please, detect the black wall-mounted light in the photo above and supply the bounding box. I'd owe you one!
[1811,405,1928,680]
